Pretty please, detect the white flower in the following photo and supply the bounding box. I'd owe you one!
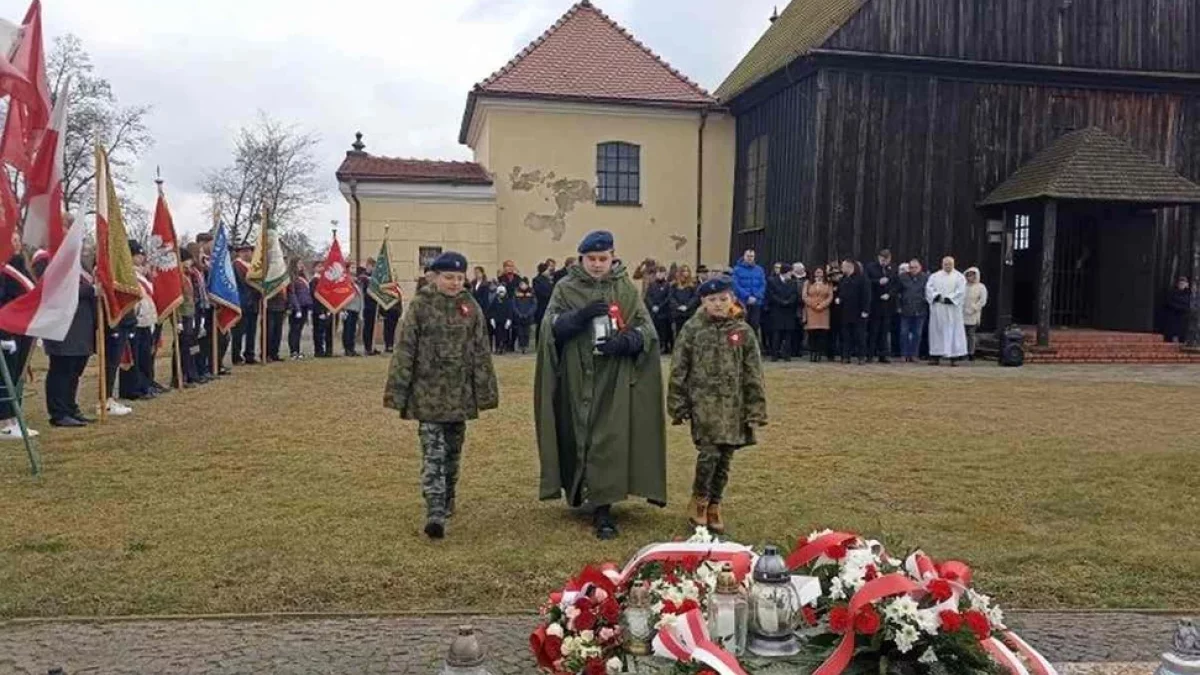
[918,649,939,664]
[689,526,715,543]
[607,656,624,674]
[599,627,616,643]
[828,576,846,600]
[915,609,940,635]
[884,596,920,623]
[893,625,920,654]
[967,589,992,611]
[546,623,564,638]
[565,606,581,620]
[987,605,1006,628]
[561,636,578,656]
[808,528,834,541]
[655,613,679,630]
[579,630,595,643]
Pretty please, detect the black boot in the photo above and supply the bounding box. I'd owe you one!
[593,505,618,540]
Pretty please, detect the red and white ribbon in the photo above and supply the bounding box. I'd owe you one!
[616,542,755,587]
[1002,631,1058,675]
[653,608,748,675]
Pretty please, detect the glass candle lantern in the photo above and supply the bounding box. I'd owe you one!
[440,625,494,675]
[622,584,654,656]
[747,546,803,657]
[593,304,620,352]
[707,563,748,656]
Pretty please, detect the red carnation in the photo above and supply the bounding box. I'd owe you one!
[682,555,702,573]
[543,635,564,660]
[854,605,881,635]
[550,591,563,605]
[662,600,678,615]
[964,610,991,640]
[575,610,597,631]
[584,658,607,675]
[825,544,848,560]
[602,599,621,623]
[574,596,593,612]
[864,564,879,581]
[802,606,818,627]
[938,610,963,633]
[927,579,954,603]
[829,606,851,633]
[679,599,699,614]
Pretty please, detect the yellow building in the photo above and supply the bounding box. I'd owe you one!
[337,0,734,298]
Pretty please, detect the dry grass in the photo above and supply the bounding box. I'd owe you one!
[1,355,1198,618]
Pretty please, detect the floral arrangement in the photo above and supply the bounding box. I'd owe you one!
[790,529,1009,675]
[531,527,1053,675]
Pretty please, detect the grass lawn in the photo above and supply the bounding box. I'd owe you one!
[1,355,1198,618]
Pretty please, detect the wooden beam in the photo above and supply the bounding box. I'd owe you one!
[1037,200,1058,347]
[995,209,1013,335]
[1189,206,1200,348]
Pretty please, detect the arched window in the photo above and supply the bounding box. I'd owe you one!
[596,142,641,205]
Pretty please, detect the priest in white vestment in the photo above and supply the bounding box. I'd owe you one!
[924,256,968,364]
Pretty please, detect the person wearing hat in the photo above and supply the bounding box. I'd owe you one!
[384,251,498,540]
[309,261,332,357]
[534,230,667,540]
[120,239,167,400]
[766,262,800,361]
[668,275,767,534]
[231,243,260,365]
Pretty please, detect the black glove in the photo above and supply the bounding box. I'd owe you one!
[552,301,612,341]
[942,297,955,306]
[597,329,644,357]
[933,295,942,304]
[579,301,611,320]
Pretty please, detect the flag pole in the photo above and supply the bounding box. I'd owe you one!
[97,294,108,423]
[172,310,184,389]
[211,312,218,377]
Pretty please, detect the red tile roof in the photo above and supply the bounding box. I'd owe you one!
[460,1,715,143]
[336,154,493,185]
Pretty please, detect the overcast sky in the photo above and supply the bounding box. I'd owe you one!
[1,0,779,246]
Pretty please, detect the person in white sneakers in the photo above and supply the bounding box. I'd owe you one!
[0,234,38,439]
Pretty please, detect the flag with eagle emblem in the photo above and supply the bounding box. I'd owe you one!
[314,236,355,313]
[148,184,183,320]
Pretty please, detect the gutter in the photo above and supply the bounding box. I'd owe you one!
[349,179,361,264]
[695,108,709,269]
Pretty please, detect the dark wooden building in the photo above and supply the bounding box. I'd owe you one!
[718,0,1200,343]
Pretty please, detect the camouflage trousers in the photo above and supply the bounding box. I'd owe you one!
[418,422,466,523]
[692,444,737,504]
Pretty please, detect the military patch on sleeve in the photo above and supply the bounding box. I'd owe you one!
[728,330,745,346]
[459,302,472,317]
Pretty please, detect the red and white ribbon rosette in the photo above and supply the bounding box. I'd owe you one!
[653,608,748,675]
[615,541,756,587]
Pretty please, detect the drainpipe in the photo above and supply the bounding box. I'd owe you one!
[696,108,709,269]
[350,178,361,264]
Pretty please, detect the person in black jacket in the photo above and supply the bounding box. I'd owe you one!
[310,262,332,357]
[533,262,556,344]
[0,240,38,438]
[1163,276,1192,343]
[512,278,538,353]
[669,265,700,338]
[487,283,513,354]
[766,263,801,361]
[382,299,402,353]
[864,248,898,363]
[835,259,871,364]
[645,266,674,353]
[231,244,260,365]
[44,259,97,428]
[359,259,380,355]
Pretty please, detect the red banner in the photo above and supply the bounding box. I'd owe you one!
[149,190,183,320]
[314,238,355,313]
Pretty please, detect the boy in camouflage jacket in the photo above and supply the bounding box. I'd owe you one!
[667,276,767,535]
[384,252,499,539]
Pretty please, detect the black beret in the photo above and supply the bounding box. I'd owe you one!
[128,239,144,256]
[429,251,468,273]
[781,263,793,274]
[698,275,733,297]
[696,265,709,274]
[180,248,193,262]
[577,230,614,254]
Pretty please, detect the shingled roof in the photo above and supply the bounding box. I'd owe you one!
[460,1,714,143]
[336,154,493,185]
[715,0,866,102]
[980,127,1200,206]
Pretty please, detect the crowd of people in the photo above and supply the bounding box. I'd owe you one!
[0,233,402,439]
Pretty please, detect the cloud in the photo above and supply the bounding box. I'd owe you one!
[0,0,779,247]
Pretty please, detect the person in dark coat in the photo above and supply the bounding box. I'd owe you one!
[265,283,288,362]
[864,248,898,363]
[766,263,801,361]
[487,284,513,354]
[512,278,538,353]
[644,266,674,354]
[825,260,843,360]
[669,265,700,339]
[835,259,871,364]
[287,263,313,359]
[44,262,98,427]
[310,262,332,357]
[382,298,402,353]
[552,257,576,283]
[1163,276,1192,343]
[359,259,380,355]
[532,262,555,344]
[0,238,38,437]
[231,243,260,365]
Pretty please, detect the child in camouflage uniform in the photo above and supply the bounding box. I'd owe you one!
[667,276,767,535]
[384,252,499,539]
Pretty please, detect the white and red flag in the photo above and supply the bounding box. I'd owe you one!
[148,185,183,319]
[22,75,68,253]
[0,0,51,173]
[0,215,85,341]
[314,236,356,313]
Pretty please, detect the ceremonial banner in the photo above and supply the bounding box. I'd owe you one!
[0,217,85,341]
[367,239,401,311]
[246,212,288,299]
[22,75,68,253]
[94,144,142,327]
[314,237,355,313]
[148,185,183,320]
[206,222,242,333]
[0,161,19,264]
[0,0,51,172]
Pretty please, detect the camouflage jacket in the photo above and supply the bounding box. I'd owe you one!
[667,310,767,447]
[383,286,499,422]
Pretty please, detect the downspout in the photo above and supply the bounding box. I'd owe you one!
[696,107,709,269]
[350,179,361,264]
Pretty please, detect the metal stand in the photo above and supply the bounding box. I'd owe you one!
[0,347,41,476]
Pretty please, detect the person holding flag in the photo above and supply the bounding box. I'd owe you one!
[246,209,289,362]
[95,144,143,417]
[206,223,243,370]
[0,228,37,438]
[36,215,97,428]
[359,259,379,356]
[367,235,403,354]
[314,235,356,349]
[232,243,259,365]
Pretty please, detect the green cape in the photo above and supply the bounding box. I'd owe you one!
[534,263,668,507]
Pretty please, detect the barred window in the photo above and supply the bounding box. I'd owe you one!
[1014,215,1031,251]
[742,135,768,231]
[596,142,641,205]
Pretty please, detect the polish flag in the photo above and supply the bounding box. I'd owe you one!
[0,217,85,341]
[0,1,52,172]
[22,75,67,252]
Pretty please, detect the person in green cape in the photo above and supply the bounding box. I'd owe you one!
[534,230,668,540]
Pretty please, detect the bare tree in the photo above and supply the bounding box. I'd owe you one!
[200,113,323,245]
[47,34,154,218]
[279,226,318,263]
